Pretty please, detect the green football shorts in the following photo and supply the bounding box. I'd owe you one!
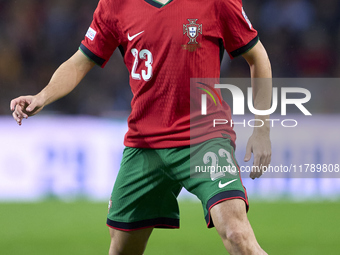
[107,138,248,231]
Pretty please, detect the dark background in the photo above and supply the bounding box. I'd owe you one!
[1,0,339,115]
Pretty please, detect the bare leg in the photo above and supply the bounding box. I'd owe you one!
[108,227,153,255]
[210,199,267,255]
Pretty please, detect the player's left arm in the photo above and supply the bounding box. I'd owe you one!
[242,40,272,179]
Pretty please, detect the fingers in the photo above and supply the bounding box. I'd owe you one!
[12,111,22,125]
[11,97,28,113]
[243,141,252,162]
[10,98,21,111]
[12,108,23,125]
[26,101,38,113]
[263,151,271,169]
[246,134,271,179]
[10,96,32,125]
[17,102,29,118]
[13,104,29,125]
[250,150,271,179]
[250,153,261,179]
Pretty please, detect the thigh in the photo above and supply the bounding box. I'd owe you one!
[210,198,250,234]
[174,138,248,227]
[107,147,182,231]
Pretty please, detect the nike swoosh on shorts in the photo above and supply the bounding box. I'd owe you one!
[218,179,238,189]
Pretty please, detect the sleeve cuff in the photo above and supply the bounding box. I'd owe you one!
[79,43,106,67]
[229,35,259,58]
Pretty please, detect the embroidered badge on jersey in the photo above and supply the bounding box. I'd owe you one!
[85,27,97,41]
[182,19,202,52]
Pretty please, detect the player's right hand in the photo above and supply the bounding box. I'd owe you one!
[10,95,44,126]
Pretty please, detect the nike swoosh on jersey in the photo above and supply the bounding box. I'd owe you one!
[218,179,238,189]
[127,31,144,41]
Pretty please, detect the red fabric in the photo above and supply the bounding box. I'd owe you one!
[81,0,258,148]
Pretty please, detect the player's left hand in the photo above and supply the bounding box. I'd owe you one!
[244,131,271,179]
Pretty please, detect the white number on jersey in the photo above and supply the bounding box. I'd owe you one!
[131,48,153,81]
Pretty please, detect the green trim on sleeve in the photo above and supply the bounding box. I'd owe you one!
[79,47,97,65]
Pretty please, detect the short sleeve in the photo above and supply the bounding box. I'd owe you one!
[219,0,259,59]
[80,0,120,67]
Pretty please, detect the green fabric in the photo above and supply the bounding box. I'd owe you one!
[108,138,245,226]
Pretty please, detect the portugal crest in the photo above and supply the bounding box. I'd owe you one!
[183,19,202,44]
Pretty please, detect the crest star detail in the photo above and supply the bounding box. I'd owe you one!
[183,19,202,44]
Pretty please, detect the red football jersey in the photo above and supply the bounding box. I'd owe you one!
[80,0,258,148]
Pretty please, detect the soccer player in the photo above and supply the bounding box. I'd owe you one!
[10,0,272,254]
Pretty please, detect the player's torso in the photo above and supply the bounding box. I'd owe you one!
[110,0,223,90]
[102,0,228,147]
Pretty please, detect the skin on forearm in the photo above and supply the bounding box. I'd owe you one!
[251,74,272,133]
[242,40,272,177]
[37,50,95,107]
[243,41,272,133]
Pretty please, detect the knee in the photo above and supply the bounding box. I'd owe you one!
[217,221,253,248]
[109,235,132,255]
[220,226,262,254]
[109,240,131,255]
[225,228,250,247]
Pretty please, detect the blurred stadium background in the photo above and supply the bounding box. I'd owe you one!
[1,0,340,254]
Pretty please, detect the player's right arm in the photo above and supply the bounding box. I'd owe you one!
[10,50,95,125]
